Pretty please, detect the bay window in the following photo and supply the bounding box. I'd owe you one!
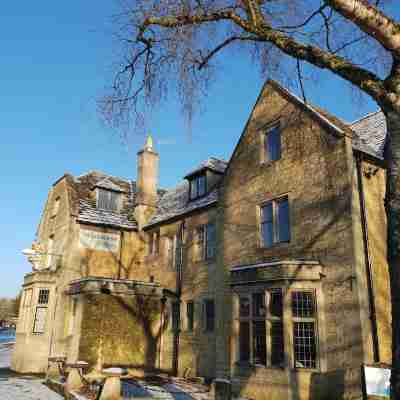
[237,288,318,369]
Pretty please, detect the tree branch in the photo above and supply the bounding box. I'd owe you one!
[139,8,389,108]
[324,0,400,55]
[197,35,257,70]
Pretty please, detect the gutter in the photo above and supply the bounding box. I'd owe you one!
[355,153,380,363]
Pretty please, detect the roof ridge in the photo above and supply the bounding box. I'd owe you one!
[208,156,228,163]
[76,170,134,184]
[268,80,346,136]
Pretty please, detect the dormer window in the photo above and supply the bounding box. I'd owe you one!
[97,189,120,212]
[190,174,206,200]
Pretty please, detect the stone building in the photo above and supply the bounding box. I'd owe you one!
[12,80,391,400]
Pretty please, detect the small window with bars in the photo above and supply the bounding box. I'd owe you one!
[292,291,317,369]
[38,289,50,305]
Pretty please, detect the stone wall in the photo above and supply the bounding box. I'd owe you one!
[219,82,366,400]
[78,292,163,372]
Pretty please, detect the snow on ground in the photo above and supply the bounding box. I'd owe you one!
[0,344,63,400]
[0,377,63,400]
[0,343,13,368]
[122,378,211,400]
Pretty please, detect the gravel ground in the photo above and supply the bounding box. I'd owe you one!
[0,344,63,400]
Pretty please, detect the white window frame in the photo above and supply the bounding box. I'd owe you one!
[189,174,207,200]
[259,196,290,248]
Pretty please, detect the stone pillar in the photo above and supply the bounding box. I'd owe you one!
[100,368,124,400]
[66,369,83,392]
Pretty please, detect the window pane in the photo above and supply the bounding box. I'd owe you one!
[98,189,119,212]
[277,198,290,242]
[261,222,274,247]
[172,302,180,331]
[198,175,206,196]
[252,293,266,317]
[271,321,285,366]
[187,302,194,331]
[293,322,317,368]
[239,321,250,362]
[270,290,283,318]
[109,192,118,211]
[33,306,47,334]
[239,297,250,317]
[267,126,281,161]
[292,292,315,318]
[38,289,50,305]
[190,180,197,199]
[261,203,273,223]
[252,321,266,365]
[205,300,215,331]
[206,223,216,259]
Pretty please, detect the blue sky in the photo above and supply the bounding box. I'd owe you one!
[1,2,380,297]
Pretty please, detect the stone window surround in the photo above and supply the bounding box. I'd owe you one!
[148,230,160,256]
[95,188,121,213]
[32,287,51,335]
[257,194,291,248]
[196,222,217,262]
[260,119,282,165]
[231,261,326,373]
[233,282,323,372]
[189,173,207,200]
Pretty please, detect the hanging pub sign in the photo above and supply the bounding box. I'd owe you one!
[361,364,391,399]
[79,229,120,253]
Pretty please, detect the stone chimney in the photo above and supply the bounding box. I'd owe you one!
[135,135,159,228]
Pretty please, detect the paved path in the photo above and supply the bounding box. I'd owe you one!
[0,344,62,400]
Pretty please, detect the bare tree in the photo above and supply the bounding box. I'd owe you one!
[101,0,400,396]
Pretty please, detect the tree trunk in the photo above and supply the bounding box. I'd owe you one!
[385,111,400,400]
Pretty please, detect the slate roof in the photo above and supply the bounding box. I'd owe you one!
[145,158,227,228]
[77,199,137,230]
[145,181,219,228]
[95,177,126,192]
[68,170,138,230]
[350,111,387,159]
[184,157,228,178]
[269,80,387,160]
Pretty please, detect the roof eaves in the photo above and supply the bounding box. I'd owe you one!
[144,198,218,230]
[268,80,348,137]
